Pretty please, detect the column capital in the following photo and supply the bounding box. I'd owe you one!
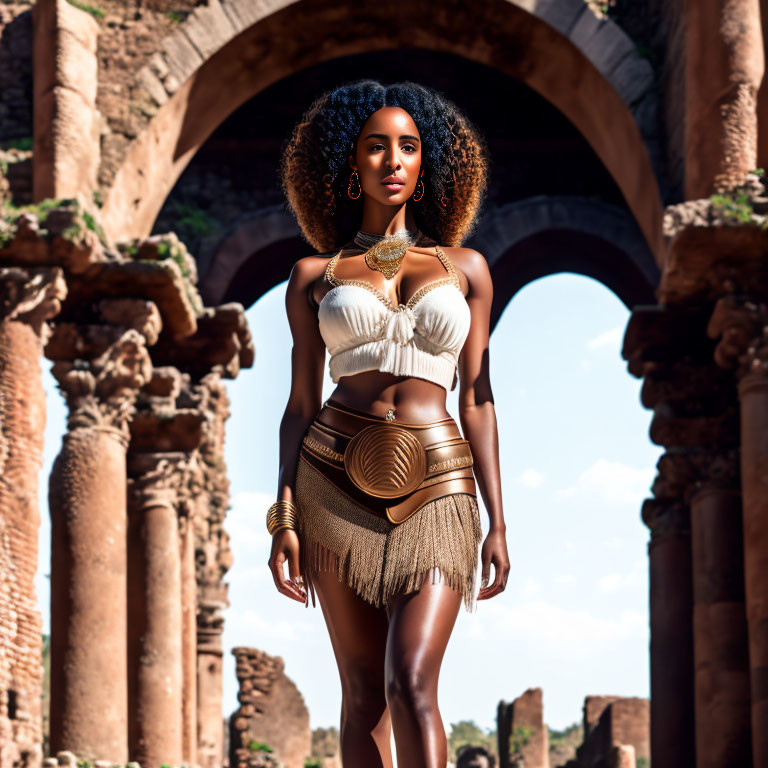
[0,265,67,343]
[708,294,768,377]
[127,450,205,512]
[642,498,690,541]
[51,328,152,440]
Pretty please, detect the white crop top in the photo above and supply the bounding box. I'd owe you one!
[315,245,471,391]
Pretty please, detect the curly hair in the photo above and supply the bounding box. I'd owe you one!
[279,79,489,253]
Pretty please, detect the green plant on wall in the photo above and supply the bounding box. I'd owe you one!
[510,725,531,756]
[65,0,105,18]
[0,137,33,152]
[247,740,274,752]
[169,200,221,238]
[710,191,755,224]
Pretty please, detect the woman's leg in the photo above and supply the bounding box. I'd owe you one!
[384,568,463,768]
[312,563,393,768]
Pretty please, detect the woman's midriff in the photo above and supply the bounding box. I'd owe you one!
[329,370,451,424]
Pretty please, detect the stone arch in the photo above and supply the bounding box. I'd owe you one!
[198,196,658,320]
[198,206,299,307]
[464,196,660,329]
[100,0,664,263]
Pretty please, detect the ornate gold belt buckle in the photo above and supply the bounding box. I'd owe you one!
[344,423,427,498]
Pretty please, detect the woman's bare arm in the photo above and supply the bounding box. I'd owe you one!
[269,255,327,602]
[454,248,509,599]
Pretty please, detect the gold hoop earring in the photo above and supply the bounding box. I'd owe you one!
[347,170,361,200]
[412,169,425,202]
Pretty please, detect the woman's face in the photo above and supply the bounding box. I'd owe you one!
[349,106,422,207]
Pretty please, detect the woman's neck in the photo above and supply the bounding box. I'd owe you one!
[357,200,418,236]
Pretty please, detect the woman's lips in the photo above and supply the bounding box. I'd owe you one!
[382,182,404,191]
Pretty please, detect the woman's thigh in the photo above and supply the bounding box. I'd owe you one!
[312,566,390,703]
[384,568,463,705]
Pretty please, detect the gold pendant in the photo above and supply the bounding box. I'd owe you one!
[363,233,411,278]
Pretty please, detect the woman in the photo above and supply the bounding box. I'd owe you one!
[268,79,509,768]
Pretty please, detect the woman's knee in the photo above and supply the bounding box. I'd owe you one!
[341,663,388,722]
[385,661,436,715]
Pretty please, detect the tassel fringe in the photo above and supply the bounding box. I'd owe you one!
[295,457,484,613]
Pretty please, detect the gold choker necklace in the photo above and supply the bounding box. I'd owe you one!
[359,231,418,279]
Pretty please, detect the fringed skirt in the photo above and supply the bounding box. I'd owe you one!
[294,399,484,613]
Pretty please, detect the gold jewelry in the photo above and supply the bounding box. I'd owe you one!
[347,170,361,199]
[412,169,425,202]
[362,232,414,279]
[266,499,298,535]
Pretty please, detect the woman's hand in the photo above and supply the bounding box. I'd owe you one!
[477,526,510,600]
[268,529,307,602]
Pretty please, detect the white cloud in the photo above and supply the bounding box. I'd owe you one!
[587,327,623,351]
[228,608,313,643]
[556,459,654,505]
[518,468,544,488]
[478,600,647,658]
[602,537,625,549]
[553,574,574,585]
[522,578,542,599]
[598,571,643,593]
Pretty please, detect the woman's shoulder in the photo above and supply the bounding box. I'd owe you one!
[441,246,488,273]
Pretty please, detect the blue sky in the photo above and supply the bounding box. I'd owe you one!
[36,269,661,741]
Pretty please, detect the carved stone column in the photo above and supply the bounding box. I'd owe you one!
[687,451,751,767]
[126,453,184,768]
[180,511,199,766]
[684,0,763,198]
[48,325,153,760]
[197,586,227,768]
[643,496,695,768]
[0,266,66,768]
[126,366,206,768]
[709,295,768,765]
[191,372,234,768]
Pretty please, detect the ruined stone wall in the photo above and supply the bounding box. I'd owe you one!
[66,0,206,189]
[576,697,650,767]
[229,648,311,768]
[0,275,56,768]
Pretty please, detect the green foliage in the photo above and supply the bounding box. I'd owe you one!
[65,0,105,18]
[92,188,104,209]
[0,137,33,152]
[304,760,322,768]
[168,200,221,238]
[247,740,273,752]
[710,192,754,224]
[447,720,496,762]
[166,10,189,23]
[510,725,531,756]
[636,758,649,768]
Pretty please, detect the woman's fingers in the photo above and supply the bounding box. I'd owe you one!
[268,539,306,602]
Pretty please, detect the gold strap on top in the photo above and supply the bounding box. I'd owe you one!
[324,245,461,309]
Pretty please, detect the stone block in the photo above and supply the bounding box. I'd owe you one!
[162,28,204,87]
[136,65,168,107]
[571,11,636,79]
[610,54,655,107]
[534,0,589,38]
[183,0,238,59]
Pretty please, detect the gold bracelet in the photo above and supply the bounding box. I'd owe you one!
[266,499,298,535]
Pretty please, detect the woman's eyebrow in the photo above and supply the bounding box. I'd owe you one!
[363,133,420,142]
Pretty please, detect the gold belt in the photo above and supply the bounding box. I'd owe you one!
[299,401,476,525]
